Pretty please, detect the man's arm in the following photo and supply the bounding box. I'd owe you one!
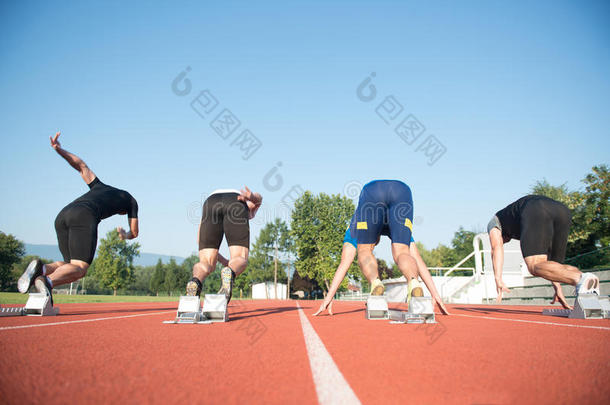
[117,218,139,240]
[313,243,357,316]
[50,132,96,184]
[489,227,510,302]
[409,242,450,315]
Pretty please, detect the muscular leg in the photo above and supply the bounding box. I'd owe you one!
[228,245,249,275]
[357,243,378,283]
[524,254,581,285]
[48,260,89,287]
[391,243,418,280]
[193,248,218,282]
[43,261,64,276]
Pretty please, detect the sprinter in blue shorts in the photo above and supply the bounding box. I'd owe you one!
[313,180,449,316]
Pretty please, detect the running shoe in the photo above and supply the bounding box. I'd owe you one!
[407,278,424,303]
[370,278,385,296]
[218,267,235,303]
[34,276,54,307]
[18,259,43,294]
[185,279,202,296]
[575,272,600,295]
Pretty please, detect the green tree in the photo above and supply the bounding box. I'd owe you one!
[0,231,25,291]
[164,258,181,295]
[129,265,154,295]
[90,230,140,295]
[242,219,292,291]
[291,191,359,294]
[150,259,165,296]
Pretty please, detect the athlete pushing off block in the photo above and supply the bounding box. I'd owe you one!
[17,132,139,305]
[313,212,449,316]
[185,187,262,302]
[488,195,600,309]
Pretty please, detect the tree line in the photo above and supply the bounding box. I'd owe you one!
[1,165,607,295]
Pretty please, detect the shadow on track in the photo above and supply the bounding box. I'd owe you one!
[453,306,546,316]
[65,307,176,316]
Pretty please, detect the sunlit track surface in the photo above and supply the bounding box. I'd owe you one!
[1,300,608,404]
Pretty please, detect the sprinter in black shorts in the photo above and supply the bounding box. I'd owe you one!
[17,132,139,305]
[185,187,262,302]
[488,195,600,309]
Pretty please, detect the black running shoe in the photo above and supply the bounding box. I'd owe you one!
[185,278,202,296]
[18,259,43,294]
[34,276,54,307]
[218,267,235,303]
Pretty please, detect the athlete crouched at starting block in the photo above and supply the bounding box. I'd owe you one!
[18,132,139,305]
[488,195,600,309]
[314,179,449,316]
[185,187,262,302]
[313,211,449,316]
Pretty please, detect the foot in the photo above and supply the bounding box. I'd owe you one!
[409,278,424,298]
[34,276,54,307]
[218,267,235,303]
[18,259,43,293]
[576,273,600,295]
[370,278,385,296]
[185,279,202,296]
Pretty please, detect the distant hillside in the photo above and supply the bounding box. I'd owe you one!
[25,244,186,267]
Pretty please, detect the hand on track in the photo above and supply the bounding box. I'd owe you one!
[550,283,573,309]
[495,279,511,303]
[434,296,450,315]
[313,300,333,316]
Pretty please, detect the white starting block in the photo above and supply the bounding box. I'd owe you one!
[543,294,610,319]
[202,294,229,322]
[0,293,58,317]
[163,294,228,324]
[365,295,389,320]
[390,297,436,324]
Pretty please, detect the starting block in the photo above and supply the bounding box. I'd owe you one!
[365,295,389,320]
[163,294,228,324]
[202,294,229,322]
[543,294,610,319]
[390,297,436,324]
[0,293,58,317]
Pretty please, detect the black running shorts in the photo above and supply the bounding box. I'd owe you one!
[198,192,250,250]
[54,202,100,264]
[519,198,572,262]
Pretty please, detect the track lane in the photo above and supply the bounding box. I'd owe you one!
[0,300,317,405]
[305,301,610,405]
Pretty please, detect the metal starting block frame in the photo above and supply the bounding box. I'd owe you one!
[365,295,389,320]
[163,294,228,324]
[0,293,59,317]
[390,297,436,324]
[543,294,610,320]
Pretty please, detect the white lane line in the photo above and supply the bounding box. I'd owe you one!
[454,313,610,331]
[0,311,173,331]
[296,302,361,405]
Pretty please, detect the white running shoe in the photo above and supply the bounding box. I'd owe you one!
[575,273,600,295]
[370,278,385,296]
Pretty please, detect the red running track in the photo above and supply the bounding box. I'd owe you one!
[0,300,609,404]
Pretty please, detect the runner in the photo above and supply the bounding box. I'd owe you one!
[185,187,262,303]
[313,213,449,316]
[488,195,600,309]
[17,132,139,305]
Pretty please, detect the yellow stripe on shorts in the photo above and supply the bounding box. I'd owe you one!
[357,222,368,230]
[404,218,413,230]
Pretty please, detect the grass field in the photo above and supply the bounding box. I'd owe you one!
[0,292,183,305]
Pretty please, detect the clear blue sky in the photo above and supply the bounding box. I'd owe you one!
[1,0,608,263]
